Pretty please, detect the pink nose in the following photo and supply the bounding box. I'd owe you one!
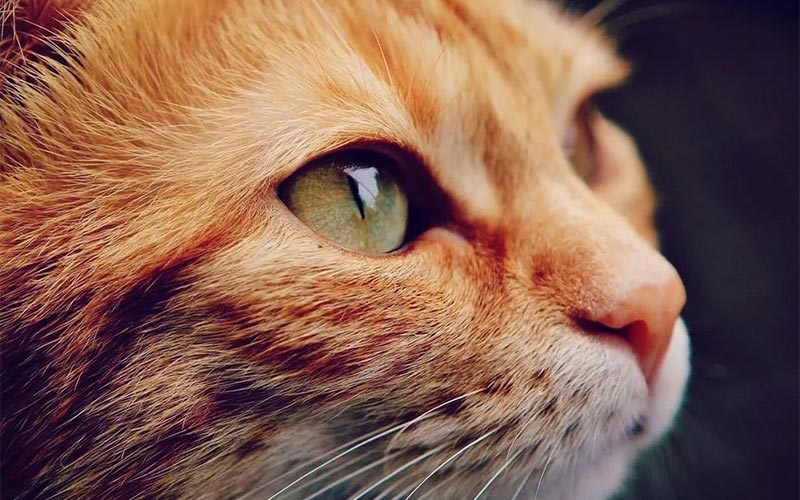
[586,261,686,383]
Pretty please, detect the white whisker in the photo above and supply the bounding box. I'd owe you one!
[263,424,408,500]
[386,388,485,457]
[290,450,377,497]
[387,480,424,500]
[471,448,524,499]
[578,0,630,28]
[371,478,406,500]
[534,445,557,500]
[301,452,401,500]
[403,429,499,499]
[604,2,700,36]
[236,423,396,500]
[257,390,484,500]
[372,30,394,90]
[417,472,460,500]
[350,446,445,500]
[505,408,542,463]
[509,465,536,500]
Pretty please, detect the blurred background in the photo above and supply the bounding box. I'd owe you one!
[564,0,798,498]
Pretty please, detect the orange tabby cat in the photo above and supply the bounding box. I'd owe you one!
[0,0,689,498]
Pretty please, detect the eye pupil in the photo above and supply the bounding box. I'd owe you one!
[279,151,409,254]
[345,173,366,220]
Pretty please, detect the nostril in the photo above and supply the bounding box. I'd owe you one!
[574,317,637,359]
[576,315,669,385]
[553,235,687,389]
[611,319,661,382]
[576,315,639,347]
[573,317,628,338]
[573,256,686,386]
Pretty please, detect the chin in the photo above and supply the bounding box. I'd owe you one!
[545,319,691,500]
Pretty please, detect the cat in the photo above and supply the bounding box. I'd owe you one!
[0,0,690,498]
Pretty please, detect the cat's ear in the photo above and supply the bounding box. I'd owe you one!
[1,0,91,92]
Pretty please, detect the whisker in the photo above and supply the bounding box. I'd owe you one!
[235,423,397,500]
[417,472,460,500]
[372,29,394,90]
[301,451,402,500]
[263,423,410,500]
[471,448,524,500]
[258,390,484,500]
[404,45,446,112]
[308,0,351,51]
[371,479,406,500]
[603,2,701,36]
[509,465,536,500]
[534,445,557,500]
[386,389,485,457]
[350,446,446,500]
[403,429,499,499]
[290,450,378,498]
[505,408,541,463]
[387,480,426,500]
[578,0,631,28]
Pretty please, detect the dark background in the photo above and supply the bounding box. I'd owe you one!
[565,1,798,499]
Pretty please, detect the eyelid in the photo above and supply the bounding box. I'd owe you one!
[566,58,628,125]
[267,138,414,191]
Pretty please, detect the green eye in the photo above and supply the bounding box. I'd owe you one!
[279,151,409,254]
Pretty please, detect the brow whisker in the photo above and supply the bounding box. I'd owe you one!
[372,29,394,90]
[603,2,702,36]
[578,0,631,29]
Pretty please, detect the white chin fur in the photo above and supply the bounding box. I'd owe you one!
[551,318,691,500]
[643,318,691,444]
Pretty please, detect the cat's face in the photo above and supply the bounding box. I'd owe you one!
[1,0,688,499]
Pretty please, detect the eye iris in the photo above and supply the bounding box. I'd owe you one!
[279,155,408,254]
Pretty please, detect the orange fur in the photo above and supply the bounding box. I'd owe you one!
[1,1,685,498]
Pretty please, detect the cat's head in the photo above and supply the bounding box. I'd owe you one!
[1,0,688,498]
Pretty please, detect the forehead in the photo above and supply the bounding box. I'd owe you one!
[325,0,627,129]
[303,0,627,125]
[279,0,628,214]
[46,0,627,213]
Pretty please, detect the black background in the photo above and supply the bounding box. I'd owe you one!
[566,1,798,499]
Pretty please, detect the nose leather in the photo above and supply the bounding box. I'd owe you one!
[586,257,686,384]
